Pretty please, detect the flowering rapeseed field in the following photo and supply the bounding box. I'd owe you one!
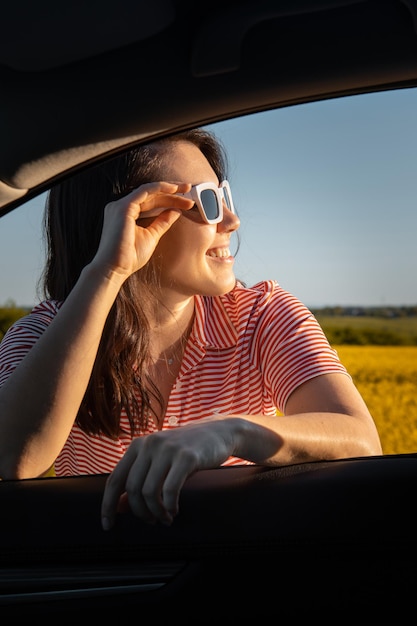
[335,345,417,455]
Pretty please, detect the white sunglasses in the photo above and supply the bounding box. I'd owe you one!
[139,180,235,224]
[179,180,235,224]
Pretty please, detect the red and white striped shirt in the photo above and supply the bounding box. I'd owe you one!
[0,280,348,475]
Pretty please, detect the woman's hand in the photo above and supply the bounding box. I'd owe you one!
[101,420,236,529]
[92,181,194,284]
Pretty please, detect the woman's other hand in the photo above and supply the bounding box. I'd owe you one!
[100,420,235,529]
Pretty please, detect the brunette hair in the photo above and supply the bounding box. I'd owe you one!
[42,128,229,437]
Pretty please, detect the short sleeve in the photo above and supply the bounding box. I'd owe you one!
[0,300,61,386]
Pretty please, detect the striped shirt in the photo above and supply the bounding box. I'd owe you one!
[0,280,348,475]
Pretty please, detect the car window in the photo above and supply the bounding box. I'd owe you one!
[1,88,416,456]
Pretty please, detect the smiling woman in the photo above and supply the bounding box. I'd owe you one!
[0,127,381,533]
[0,92,416,471]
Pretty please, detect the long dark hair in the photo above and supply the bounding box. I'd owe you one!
[42,129,230,437]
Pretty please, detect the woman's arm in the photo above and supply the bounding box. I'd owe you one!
[0,183,193,479]
[0,264,125,479]
[234,372,383,464]
[101,371,382,529]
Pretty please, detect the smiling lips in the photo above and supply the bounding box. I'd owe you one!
[207,247,232,258]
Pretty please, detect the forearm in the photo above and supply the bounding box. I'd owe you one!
[0,264,124,479]
[219,410,383,466]
[226,373,383,465]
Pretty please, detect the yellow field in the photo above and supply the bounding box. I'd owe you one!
[335,345,417,455]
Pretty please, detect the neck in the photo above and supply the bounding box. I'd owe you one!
[149,297,195,362]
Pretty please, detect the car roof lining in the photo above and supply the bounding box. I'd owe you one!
[2,0,417,216]
[0,0,177,72]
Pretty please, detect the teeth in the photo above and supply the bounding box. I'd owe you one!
[207,248,230,258]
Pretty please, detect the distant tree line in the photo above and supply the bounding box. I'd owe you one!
[310,305,417,318]
[319,325,417,346]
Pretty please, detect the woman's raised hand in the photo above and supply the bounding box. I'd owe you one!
[92,182,194,283]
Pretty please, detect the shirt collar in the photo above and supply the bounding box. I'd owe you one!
[191,293,239,350]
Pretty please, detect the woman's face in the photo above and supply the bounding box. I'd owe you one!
[152,140,241,299]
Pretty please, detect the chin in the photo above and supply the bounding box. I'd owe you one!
[207,276,237,296]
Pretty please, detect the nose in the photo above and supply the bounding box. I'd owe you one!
[218,205,240,232]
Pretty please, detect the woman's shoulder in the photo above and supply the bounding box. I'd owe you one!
[217,279,314,329]
[223,279,305,310]
[23,299,63,323]
[2,299,62,338]
[30,299,62,312]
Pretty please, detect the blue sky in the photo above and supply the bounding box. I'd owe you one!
[1,87,417,308]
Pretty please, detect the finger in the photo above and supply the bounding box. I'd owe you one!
[141,450,197,524]
[160,454,197,520]
[128,457,173,526]
[142,183,193,214]
[143,208,183,240]
[124,182,192,215]
[138,203,191,220]
[101,450,136,530]
[138,195,194,219]
[122,455,163,525]
[133,181,191,198]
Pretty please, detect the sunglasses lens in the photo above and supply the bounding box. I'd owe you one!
[200,189,220,221]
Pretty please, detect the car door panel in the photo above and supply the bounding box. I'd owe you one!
[1,456,416,621]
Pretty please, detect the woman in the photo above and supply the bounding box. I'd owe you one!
[0,128,382,529]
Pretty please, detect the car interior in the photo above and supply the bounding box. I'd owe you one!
[1,0,417,621]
